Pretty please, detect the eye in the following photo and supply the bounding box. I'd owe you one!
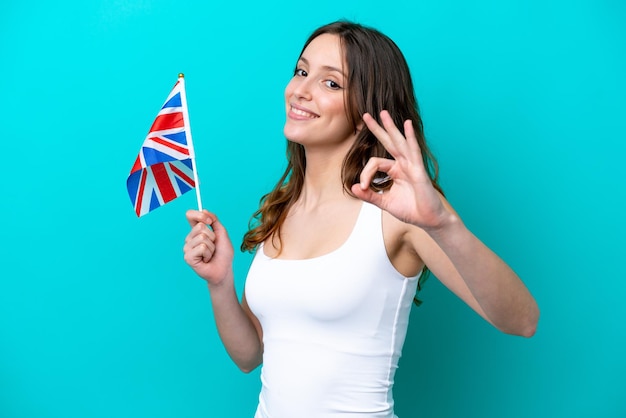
[324,80,342,90]
[294,68,307,77]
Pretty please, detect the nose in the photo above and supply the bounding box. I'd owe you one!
[290,76,314,101]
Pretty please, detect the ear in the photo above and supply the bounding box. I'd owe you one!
[355,117,365,133]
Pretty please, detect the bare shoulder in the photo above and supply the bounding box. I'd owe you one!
[381,193,459,278]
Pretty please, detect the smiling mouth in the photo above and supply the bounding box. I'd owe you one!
[291,106,319,119]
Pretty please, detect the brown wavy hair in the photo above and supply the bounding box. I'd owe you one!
[241,21,442,302]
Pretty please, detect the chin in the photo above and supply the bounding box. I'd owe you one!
[283,126,306,145]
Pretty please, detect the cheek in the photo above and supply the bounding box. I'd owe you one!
[330,99,351,128]
[323,95,347,116]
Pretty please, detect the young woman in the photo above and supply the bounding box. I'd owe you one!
[183,20,539,418]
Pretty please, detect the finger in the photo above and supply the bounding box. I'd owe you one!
[380,110,407,146]
[362,113,400,156]
[379,110,413,157]
[193,223,217,243]
[403,119,423,163]
[184,222,216,245]
[187,227,217,260]
[184,240,215,264]
[351,182,385,208]
[184,231,213,255]
[197,240,216,263]
[186,209,214,228]
[357,157,395,190]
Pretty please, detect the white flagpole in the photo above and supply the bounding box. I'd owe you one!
[178,73,203,211]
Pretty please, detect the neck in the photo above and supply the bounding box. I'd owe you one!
[297,145,351,210]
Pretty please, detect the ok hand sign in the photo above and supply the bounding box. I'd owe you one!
[351,110,451,231]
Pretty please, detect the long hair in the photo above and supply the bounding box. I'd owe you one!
[241,21,442,301]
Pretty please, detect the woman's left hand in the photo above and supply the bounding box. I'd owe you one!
[351,110,450,231]
[353,111,539,337]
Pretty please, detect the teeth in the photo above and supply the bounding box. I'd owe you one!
[292,106,318,118]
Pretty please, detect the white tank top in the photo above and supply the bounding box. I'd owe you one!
[245,202,420,418]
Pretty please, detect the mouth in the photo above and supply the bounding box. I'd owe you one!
[290,104,319,119]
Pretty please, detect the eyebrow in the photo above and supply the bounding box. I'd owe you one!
[298,57,346,79]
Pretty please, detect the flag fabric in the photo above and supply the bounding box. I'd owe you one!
[127,75,200,217]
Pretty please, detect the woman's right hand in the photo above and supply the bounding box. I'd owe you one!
[184,211,263,371]
[183,210,234,288]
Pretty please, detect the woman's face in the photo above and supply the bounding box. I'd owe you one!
[283,33,355,150]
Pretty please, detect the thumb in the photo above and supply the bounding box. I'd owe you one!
[351,183,384,208]
[210,216,233,247]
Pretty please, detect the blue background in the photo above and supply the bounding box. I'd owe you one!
[1,1,625,417]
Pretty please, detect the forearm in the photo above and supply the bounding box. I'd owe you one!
[426,214,539,337]
[208,274,263,372]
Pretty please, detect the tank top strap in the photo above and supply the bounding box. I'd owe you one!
[347,202,385,252]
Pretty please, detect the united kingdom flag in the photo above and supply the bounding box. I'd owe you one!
[127,75,200,217]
